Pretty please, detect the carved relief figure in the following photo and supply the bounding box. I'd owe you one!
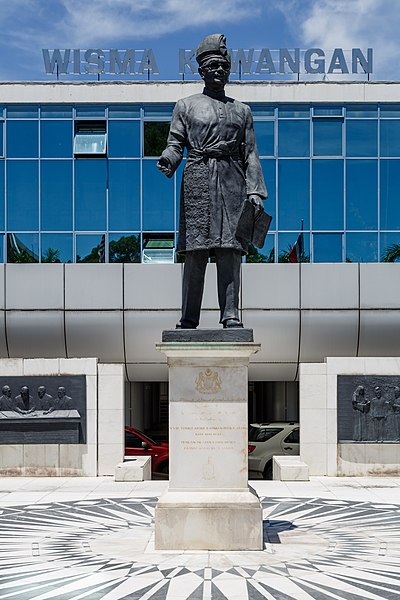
[352,385,370,441]
[0,385,13,411]
[55,387,73,410]
[385,385,400,441]
[369,386,386,442]
[158,33,267,329]
[15,386,36,414]
[36,386,54,412]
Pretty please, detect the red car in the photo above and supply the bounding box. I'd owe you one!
[125,426,169,475]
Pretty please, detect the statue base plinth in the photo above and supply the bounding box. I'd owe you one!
[155,336,262,551]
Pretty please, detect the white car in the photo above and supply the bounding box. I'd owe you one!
[248,422,300,479]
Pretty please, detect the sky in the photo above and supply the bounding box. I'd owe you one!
[0,0,397,82]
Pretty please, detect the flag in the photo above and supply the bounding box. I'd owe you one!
[289,231,304,263]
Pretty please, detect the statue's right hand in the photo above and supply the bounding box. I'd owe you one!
[157,157,172,177]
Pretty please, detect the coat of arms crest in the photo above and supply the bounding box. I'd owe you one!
[195,368,222,394]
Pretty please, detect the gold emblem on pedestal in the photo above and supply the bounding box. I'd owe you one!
[195,368,222,394]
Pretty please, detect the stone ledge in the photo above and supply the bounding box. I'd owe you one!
[115,457,151,482]
[273,455,310,481]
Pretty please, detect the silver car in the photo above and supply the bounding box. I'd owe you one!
[248,422,300,479]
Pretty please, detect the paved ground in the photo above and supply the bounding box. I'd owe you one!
[1,477,400,599]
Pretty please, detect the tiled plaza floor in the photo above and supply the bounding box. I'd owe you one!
[0,477,400,599]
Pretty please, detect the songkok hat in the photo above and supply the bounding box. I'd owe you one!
[196,34,230,65]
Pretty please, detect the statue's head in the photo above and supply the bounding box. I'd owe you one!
[57,386,66,398]
[374,386,381,398]
[2,385,11,397]
[38,386,46,398]
[196,34,231,91]
[21,386,29,399]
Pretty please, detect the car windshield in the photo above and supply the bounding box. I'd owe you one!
[248,426,283,442]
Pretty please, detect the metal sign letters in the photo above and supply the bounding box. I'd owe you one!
[42,47,373,77]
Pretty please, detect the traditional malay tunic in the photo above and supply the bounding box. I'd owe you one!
[160,88,267,255]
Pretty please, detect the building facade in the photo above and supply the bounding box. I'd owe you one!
[1,80,400,433]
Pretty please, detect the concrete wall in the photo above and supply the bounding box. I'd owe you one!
[1,80,400,104]
[0,358,124,476]
[300,358,400,476]
[1,263,400,382]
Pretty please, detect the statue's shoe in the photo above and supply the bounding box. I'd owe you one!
[223,318,244,328]
[175,320,197,329]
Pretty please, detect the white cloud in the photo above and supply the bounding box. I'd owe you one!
[0,0,262,49]
[278,0,400,79]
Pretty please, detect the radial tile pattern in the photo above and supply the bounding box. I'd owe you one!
[0,495,400,599]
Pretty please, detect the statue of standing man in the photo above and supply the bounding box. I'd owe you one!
[158,34,267,329]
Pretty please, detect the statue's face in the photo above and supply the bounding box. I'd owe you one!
[199,56,230,91]
[375,387,381,398]
[21,387,29,399]
[38,387,45,398]
[2,386,10,397]
[58,388,65,399]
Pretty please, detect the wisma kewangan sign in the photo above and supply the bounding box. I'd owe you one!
[42,47,373,77]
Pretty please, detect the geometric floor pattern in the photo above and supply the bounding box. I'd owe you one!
[1,496,400,599]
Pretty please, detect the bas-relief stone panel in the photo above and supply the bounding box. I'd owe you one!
[338,375,400,443]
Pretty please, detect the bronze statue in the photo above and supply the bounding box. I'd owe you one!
[158,34,267,329]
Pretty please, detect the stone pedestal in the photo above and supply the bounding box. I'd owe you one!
[155,331,263,550]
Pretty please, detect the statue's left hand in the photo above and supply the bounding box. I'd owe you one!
[248,194,264,214]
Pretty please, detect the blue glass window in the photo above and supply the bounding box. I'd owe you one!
[76,234,105,262]
[278,160,310,229]
[380,121,400,156]
[380,105,400,118]
[261,159,276,226]
[0,235,3,262]
[40,105,73,118]
[346,233,378,262]
[41,161,72,231]
[313,119,342,156]
[346,120,377,157]
[0,121,3,157]
[254,122,274,156]
[6,105,38,118]
[41,233,73,263]
[40,121,73,158]
[381,232,400,262]
[278,121,309,157]
[346,160,377,230]
[346,104,378,118]
[278,232,310,262]
[0,161,4,230]
[314,106,343,117]
[247,232,274,262]
[108,105,141,118]
[248,105,275,117]
[108,121,140,157]
[109,233,141,263]
[380,160,400,230]
[313,233,342,262]
[7,161,38,230]
[75,160,107,230]
[142,160,174,231]
[312,160,344,230]
[108,161,140,230]
[7,233,39,263]
[75,106,106,117]
[7,121,38,158]
[144,104,174,117]
[278,105,310,118]
[74,122,106,155]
